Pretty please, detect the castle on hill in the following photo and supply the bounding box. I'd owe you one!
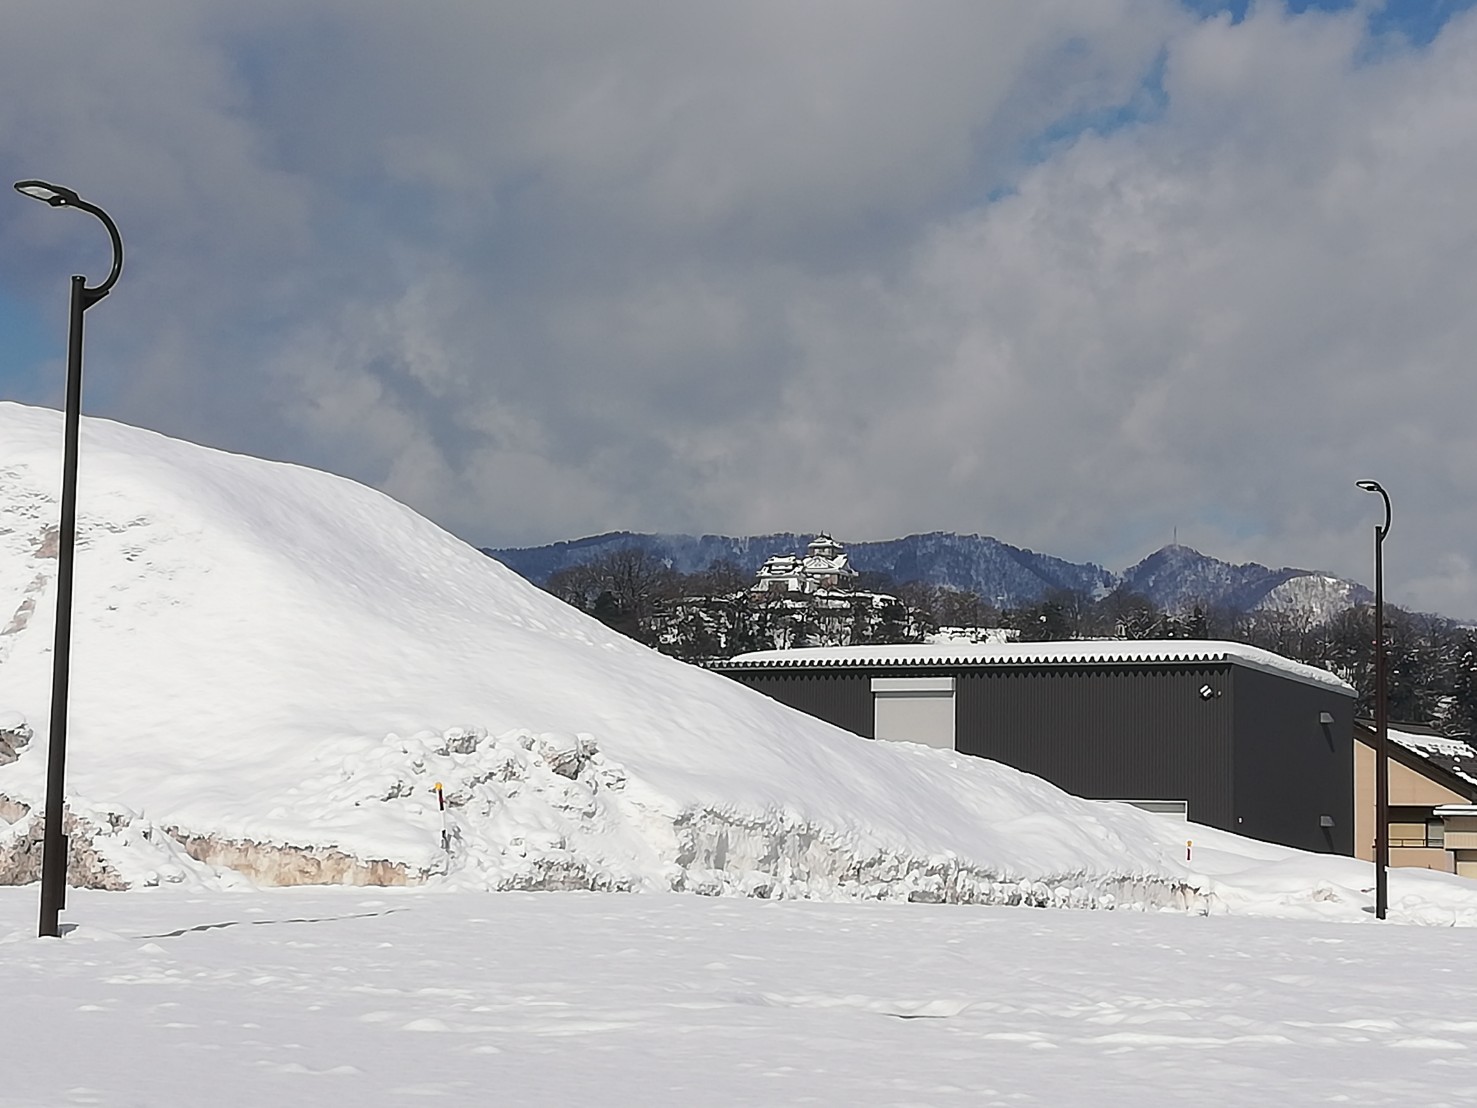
[753,534,859,595]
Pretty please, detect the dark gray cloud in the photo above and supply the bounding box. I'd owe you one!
[2,1,1475,617]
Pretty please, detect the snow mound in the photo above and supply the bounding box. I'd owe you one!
[0,401,1469,923]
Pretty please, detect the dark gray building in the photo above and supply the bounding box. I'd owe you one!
[713,641,1357,854]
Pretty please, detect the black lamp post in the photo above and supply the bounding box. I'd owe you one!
[14,180,123,939]
[1357,478,1391,920]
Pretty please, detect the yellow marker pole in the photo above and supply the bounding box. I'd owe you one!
[434,783,449,852]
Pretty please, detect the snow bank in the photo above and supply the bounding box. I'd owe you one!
[0,401,1471,924]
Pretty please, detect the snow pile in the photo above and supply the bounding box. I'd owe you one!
[0,791,235,891]
[0,400,1474,923]
[0,401,1202,904]
[923,627,1019,645]
[0,709,30,765]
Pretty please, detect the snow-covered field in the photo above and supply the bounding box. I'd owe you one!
[5,886,1477,1107]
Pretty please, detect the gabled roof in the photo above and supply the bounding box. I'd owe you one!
[716,640,1355,696]
[1356,719,1477,796]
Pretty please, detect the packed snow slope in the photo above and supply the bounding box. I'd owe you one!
[3,400,1476,922]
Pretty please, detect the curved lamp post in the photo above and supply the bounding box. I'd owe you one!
[14,179,123,938]
[1357,479,1391,921]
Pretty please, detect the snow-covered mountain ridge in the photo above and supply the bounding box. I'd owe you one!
[488,533,1370,619]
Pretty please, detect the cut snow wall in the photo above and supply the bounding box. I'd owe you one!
[0,726,1215,913]
[166,833,416,887]
[0,799,128,891]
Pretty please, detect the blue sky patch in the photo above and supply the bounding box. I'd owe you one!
[0,290,63,404]
[1024,47,1170,166]
[1182,0,1477,46]
[1022,1,1473,170]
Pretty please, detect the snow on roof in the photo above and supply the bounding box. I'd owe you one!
[1383,723,1477,789]
[720,640,1356,695]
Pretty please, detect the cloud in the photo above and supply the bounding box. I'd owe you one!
[871,2,1477,614]
[2,2,1476,617]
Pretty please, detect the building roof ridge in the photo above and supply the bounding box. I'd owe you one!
[713,638,1354,696]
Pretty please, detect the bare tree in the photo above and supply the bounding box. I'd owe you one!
[544,546,677,645]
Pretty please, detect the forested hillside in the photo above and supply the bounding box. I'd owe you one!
[489,532,1368,616]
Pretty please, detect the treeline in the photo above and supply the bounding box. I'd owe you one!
[541,548,1477,738]
[1004,587,1477,735]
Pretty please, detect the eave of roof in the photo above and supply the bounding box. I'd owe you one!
[1355,720,1477,797]
[712,640,1356,696]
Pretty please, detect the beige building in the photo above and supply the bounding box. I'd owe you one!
[1354,720,1477,877]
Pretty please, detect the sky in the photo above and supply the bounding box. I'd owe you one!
[2,1,1476,618]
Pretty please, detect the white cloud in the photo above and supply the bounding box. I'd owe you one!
[2,2,1476,616]
[700,2,1477,616]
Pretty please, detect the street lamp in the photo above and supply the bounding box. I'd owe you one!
[1357,478,1391,920]
[14,179,124,938]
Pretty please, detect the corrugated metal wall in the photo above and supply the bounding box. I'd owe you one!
[730,671,874,738]
[1230,667,1353,854]
[723,661,1354,854]
[955,665,1236,830]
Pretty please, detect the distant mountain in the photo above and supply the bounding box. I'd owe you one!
[487,531,818,583]
[485,532,1370,619]
[1118,544,1370,621]
[1256,573,1371,625]
[486,531,1115,607]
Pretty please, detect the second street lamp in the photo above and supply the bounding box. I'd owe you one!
[1357,478,1391,921]
[14,179,124,939]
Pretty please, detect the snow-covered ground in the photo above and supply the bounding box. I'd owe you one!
[5,886,1477,1107]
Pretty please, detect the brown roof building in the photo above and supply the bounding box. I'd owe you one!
[1355,720,1477,877]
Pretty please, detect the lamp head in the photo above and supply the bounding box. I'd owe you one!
[1357,478,1392,538]
[14,180,82,207]
[13,178,123,303]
